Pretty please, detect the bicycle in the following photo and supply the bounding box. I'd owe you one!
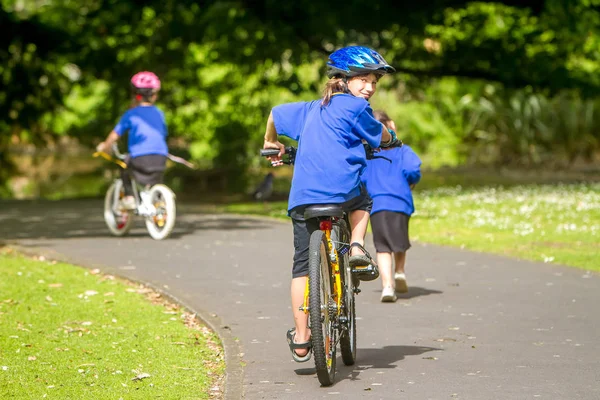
[93,144,178,240]
[261,140,402,385]
[260,146,378,386]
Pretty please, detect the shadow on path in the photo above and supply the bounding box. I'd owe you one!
[367,286,444,300]
[0,199,273,241]
[293,345,441,379]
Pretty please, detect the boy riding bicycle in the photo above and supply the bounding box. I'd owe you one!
[96,71,168,210]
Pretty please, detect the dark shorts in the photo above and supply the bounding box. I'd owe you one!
[125,155,167,187]
[289,190,373,278]
[370,210,411,253]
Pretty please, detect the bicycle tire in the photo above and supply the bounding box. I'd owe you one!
[103,180,133,236]
[145,184,176,240]
[308,229,337,386]
[334,219,357,366]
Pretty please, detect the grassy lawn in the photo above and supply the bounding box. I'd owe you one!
[0,248,225,399]
[220,182,600,272]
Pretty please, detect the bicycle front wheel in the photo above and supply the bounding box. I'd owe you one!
[145,184,176,240]
[103,180,133,236]
[308,230,337,386]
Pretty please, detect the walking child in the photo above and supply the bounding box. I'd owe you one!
[361,109,422,302]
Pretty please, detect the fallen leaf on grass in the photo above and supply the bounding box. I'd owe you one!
[132,372,151,381]
[28,356,37,361]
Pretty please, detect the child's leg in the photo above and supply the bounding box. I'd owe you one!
[290,276,309,356]
[394,251,408,293]
[394,251,407,275]
[120,168,134,197]
[349,209,369,257]
[287,210,317,360]
[377,252,394,288]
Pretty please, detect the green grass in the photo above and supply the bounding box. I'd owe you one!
[218,183,600,272]
[0,249,225,399]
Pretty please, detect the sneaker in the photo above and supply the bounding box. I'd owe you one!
[380,286,397,302]
[394,273,408,293]
[119,196,137,210]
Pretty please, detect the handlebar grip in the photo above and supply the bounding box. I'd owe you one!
[260,149,282,157]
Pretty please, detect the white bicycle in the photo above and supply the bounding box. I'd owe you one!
[94,145,177,240]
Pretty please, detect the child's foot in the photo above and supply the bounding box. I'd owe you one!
[349,243,379,281]
[380,286,397,302]
[119,195,136,210]
[394,272,408,293]
[286,328,312,363]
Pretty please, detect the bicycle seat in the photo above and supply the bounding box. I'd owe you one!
[304,204,344,220]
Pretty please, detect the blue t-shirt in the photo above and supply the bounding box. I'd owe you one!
[272,94,383,211]
[361,145,422,215]
[113,105,168,158]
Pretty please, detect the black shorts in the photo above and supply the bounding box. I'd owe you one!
[289,191,373,278]
[126,155,167,187]
[370,210,411,253]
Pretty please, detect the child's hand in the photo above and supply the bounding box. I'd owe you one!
[263,141,286,167]
[96,142,108,153]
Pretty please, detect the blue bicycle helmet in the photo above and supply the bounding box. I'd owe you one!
[327,46,395,78]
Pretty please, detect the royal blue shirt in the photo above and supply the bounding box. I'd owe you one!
[272,93,383,212]
[361,145,422,215]
[113,105,168,158]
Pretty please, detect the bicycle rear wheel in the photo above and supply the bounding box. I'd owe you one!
[103,180,133,236]
[144,184,176,240]
[334,219,356,366]
[308,230,337,386]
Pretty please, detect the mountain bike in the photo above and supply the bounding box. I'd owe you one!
[94,145,177,240]
[261,140,402,385]
[260,146,359,386]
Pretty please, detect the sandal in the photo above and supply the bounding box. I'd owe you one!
[349,242,380,281]
[286,328,312,363]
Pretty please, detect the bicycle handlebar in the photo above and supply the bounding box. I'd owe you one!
[112,143,127,160]
[259,139,403,166]
[259,148,283,157]
[260,146,297,165]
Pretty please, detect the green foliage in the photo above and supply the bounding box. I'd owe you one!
[2,0,600,194]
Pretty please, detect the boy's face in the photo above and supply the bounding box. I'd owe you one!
[347,73,379,100]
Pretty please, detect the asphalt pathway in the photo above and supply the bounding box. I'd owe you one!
[1,199,599,400]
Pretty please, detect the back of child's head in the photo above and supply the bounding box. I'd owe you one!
[130,71,161,105]
[373,110,392,128]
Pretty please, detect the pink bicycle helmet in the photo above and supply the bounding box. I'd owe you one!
[130,71,161,95]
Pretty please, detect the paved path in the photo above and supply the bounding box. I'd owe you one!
[1,199,599,399]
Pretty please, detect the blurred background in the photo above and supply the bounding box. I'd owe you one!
[2,0,600,201]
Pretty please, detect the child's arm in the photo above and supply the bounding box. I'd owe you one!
[263,111,286,165]
[96,131,120,153]
[403,146,422,186]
